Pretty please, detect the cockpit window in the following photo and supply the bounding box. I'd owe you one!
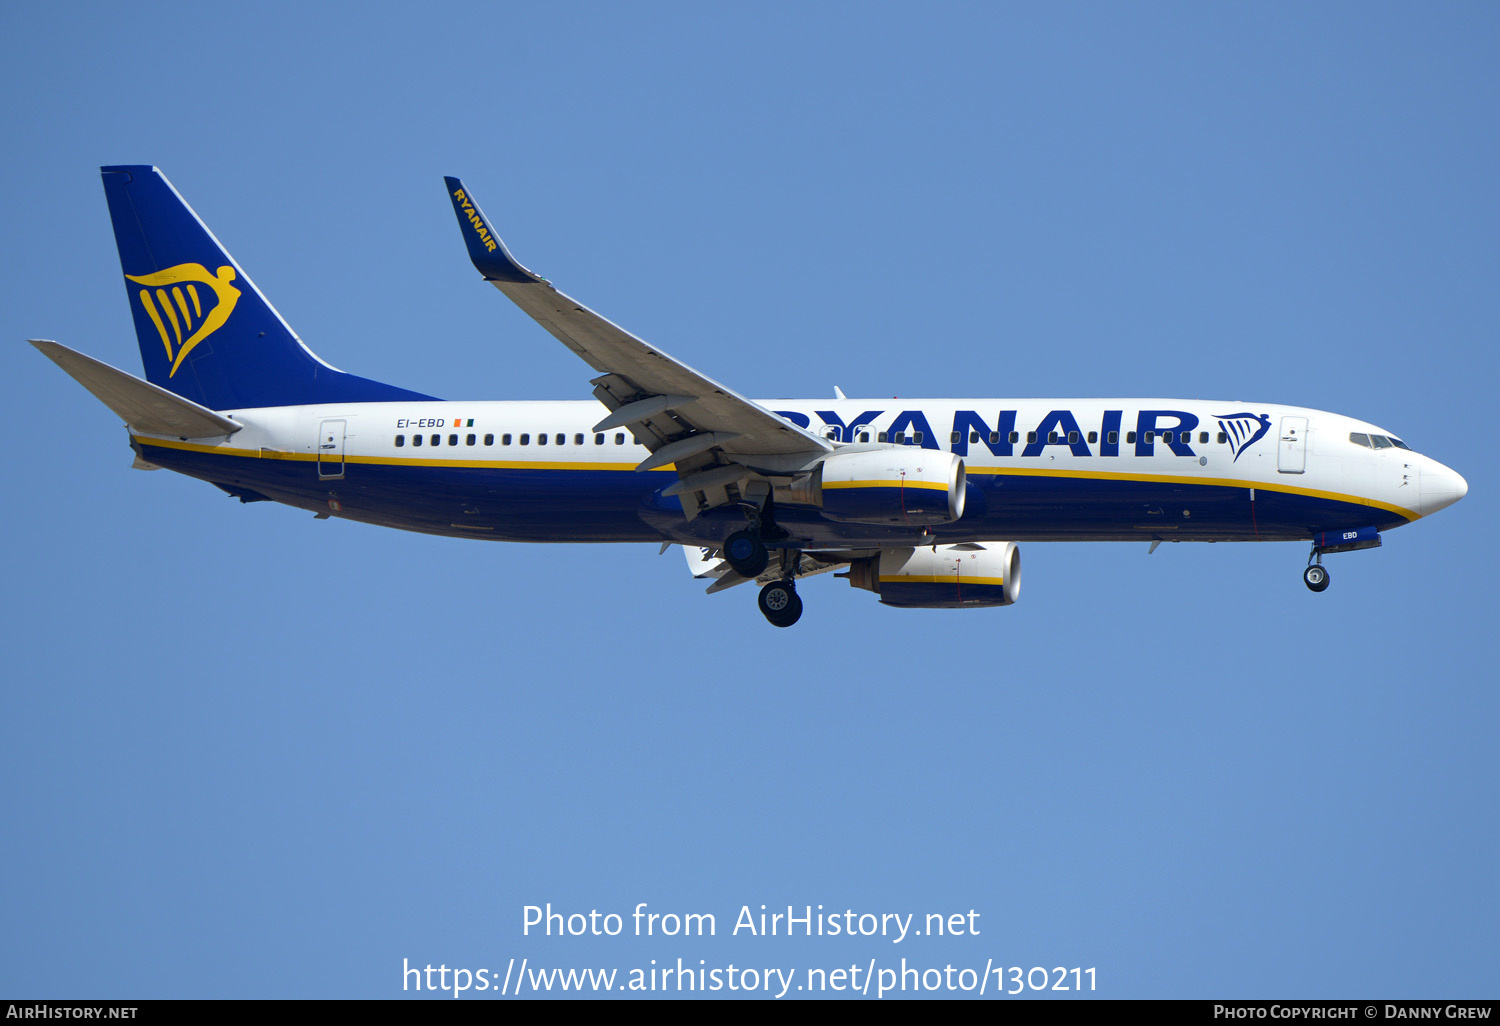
[1388,436,1411,451]
[1370,435,1393,449]
[1349,433,1371,448]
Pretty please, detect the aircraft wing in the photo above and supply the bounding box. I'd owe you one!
[444,177,832,516]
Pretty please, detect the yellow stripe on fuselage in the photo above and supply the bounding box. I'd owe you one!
[132,436,661,472]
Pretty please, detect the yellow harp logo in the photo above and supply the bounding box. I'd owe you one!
[126,263,242,377]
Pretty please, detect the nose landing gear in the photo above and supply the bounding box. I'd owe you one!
[1304,537,1332,592]
[1303,562,1330,593]
[1303,527,1383,591]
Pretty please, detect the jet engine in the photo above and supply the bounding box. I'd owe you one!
[809,448,966,526]
[842,542,1021,609]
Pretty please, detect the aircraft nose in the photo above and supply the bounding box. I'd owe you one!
[1421,459,1468,516]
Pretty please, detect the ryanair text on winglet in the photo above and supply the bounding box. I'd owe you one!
[452,189,499,252]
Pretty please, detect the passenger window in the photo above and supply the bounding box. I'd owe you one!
[1108,431,1118,445]
[395,435,405,447]
[556,433,565,445]
[858,431,870,442]
[951,431,961,444]
[1048,432,1058,444]
[970,431,980,443]
[1161,431,1173,444]
[484,433,494,446]
[988,432,999,444]
[1349,433,1372,448]
[914,432,924,444]
[615,433,625,445]
[1199,431,1209,444]
[520,433,530,445]
[1068,431,1079,444]
[537,433,547,445]
[1027,432,1037,444]
[1217,431,1227,444]
[878,432,888,442]
[1009,431,1019,444]
[448,434,458,446]
[1126,431,1136,443]
[595,433,604,445]
[1087,431,1097,444]
[412,434,422,447]
[502,433,512,445]
[575,433,584,445]
[466,434,476,446]
[1144,431,1155,443]
[430,434,440,447]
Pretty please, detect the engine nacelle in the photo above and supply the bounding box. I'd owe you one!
[814,448,966,526]
[843,542,1021,608]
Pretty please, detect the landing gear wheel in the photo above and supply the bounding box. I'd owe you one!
[724,529,769,578]
[1303,564,1330,593]
[758,581,803,627]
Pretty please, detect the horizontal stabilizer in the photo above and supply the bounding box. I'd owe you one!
[31,339,241,438]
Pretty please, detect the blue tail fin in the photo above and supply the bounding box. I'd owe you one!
[101,166,436,409]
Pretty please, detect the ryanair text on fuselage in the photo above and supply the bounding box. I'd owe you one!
[777,408,1270,461]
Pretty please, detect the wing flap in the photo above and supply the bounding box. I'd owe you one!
[678,544,852,594]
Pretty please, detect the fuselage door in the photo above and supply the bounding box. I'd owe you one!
[318,418,346,479]
[1277,416,1307,474]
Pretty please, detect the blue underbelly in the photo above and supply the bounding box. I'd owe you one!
[136,443,1412,547]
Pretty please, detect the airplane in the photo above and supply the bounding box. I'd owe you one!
[32,166,1468,627]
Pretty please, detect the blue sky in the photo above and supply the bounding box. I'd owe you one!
[2,2,1495,1000]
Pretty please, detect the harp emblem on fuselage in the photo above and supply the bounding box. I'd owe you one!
[1214,412,1273,462]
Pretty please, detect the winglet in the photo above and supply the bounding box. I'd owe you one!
[443,176,545,284]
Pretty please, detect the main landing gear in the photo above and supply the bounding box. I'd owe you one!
[758,579,803,628]
[732,537,803,627]
[723,529,769,578]
[724,493,802,626]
